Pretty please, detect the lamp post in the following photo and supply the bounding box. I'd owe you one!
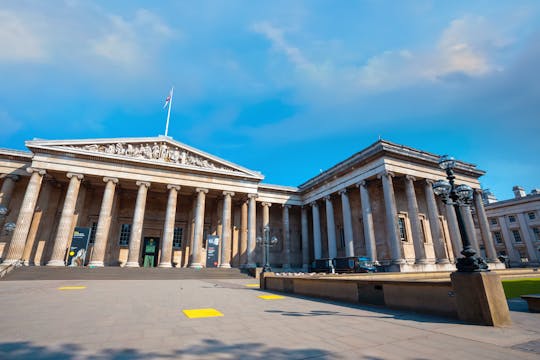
[433,155,489,272]
[256,225,278,273]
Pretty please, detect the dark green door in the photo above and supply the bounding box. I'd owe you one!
[142,237,159,267]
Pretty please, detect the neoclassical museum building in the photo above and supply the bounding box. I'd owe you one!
[0,136,503,271]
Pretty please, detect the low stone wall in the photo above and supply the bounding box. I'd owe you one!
[262,274,457,318]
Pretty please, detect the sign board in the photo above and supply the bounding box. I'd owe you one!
[67,227,91,266]
[205,235,220,268]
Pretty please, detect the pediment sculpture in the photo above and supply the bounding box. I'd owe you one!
[65,142,241,173]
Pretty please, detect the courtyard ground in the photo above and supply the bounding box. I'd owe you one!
[1,276,539,359]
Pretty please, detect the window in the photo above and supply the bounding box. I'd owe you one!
[489,218,498,226]
[533,227,540,241]
[89,222,98,244]
[119,224,131,246]
[512,230,522,243]
[398,217,408,241]
[173,227,183,248]
[420,218,428,243]
[508,215,516,223]
[339,227,345,248]
[493,231,503,244]
[528,212,536,220]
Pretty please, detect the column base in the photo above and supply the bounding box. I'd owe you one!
[436,259,451,264]
[2,259,20,265]
[302,264,309,272]
[189,263,203,269]
[246,263,257,268]
[158,263,172,268]
[124,262,140,268]
[87,261,104,267]
[415,259,430,265]
[47,260,66,267]
[391,259,406,265]
[23,260,34,266]
[218,263,231,269]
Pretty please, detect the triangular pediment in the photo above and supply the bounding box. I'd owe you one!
[25,136,264,180]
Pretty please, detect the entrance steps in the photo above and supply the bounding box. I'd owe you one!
[1,266,253,281]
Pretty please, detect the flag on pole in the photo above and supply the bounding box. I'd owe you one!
[163,89,173,109]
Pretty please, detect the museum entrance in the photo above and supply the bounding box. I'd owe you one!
[142,237,159,267]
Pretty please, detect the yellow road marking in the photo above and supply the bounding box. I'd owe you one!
[183,308,224,319]
[258,295,285,300]
[58,286,86,290]
[245,284,259,288]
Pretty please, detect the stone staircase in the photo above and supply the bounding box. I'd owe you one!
[1,266,253,281]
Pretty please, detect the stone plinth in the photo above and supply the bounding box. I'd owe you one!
[450,271,512,327]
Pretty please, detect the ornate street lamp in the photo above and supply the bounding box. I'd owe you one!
[256,225,278,273]
[0,205,8,217]
[433,155,489,272]
[4,221,16,233]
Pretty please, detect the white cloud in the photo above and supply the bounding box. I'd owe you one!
[0,10,47,62]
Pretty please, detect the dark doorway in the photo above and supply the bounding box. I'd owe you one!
[142,237,160,267]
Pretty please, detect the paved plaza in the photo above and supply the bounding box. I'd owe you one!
[1,276,539,360]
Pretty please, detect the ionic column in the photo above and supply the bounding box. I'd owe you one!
[282,205,291,269]
[445,203,463,260]
[358,181,377,262]
[4,169,45,264]
[473,189,498,262]
[517,213,539,263]
[424,180,449,263]
[125,181,151,267]
[261,202,271,265]
[0,174,19,228]
[379,171,404,264]
[404,175,427,264]
[312,202,322,260]
[219,191,234,268]
[498,216,520,263]
[324,196,337,259]
[189,188,208,268]
[339,189,355,257]
[47,173,84,266]
[88,177,118,267]
[240,200,248,265]
[159,184,180,268]
[301,206,309,271]
[246,194,257,267]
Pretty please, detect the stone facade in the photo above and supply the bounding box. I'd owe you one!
[0,136,503,271]
[483,188,540,267]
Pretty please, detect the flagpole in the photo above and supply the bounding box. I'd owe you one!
[165,87,174,137]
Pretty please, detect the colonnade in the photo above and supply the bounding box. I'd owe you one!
[1,167,500,269]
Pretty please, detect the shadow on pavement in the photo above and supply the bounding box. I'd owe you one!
[0,339,339,360]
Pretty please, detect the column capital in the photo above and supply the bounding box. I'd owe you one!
[247,193,258,199]
[377,170,395,179]
[473,188,483,195]
[405,174,416,182]
[67,172,84,180]
[103,177,119,184]
[357,180,368,188]
[282,204,291,209]
[136,181,151,188]
[310,201,318,208]
[338,189,348,196]
[424,179,435,186]
[195,187,208,194]
[167,184,181,191]
[323,195,332,201]
[261,201,272,207]
[222,191,235,197]
[27,167,46,176]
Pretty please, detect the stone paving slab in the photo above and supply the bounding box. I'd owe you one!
[1,278,539,359]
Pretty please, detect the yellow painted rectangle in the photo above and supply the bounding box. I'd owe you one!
[258,295,285,300]
[183,308,224,319]
[58,286,86,290]
[245,284,259,288]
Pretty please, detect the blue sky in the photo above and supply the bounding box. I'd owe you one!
[1,0,539,200]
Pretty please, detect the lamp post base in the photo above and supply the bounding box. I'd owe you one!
[456,256,489,272]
